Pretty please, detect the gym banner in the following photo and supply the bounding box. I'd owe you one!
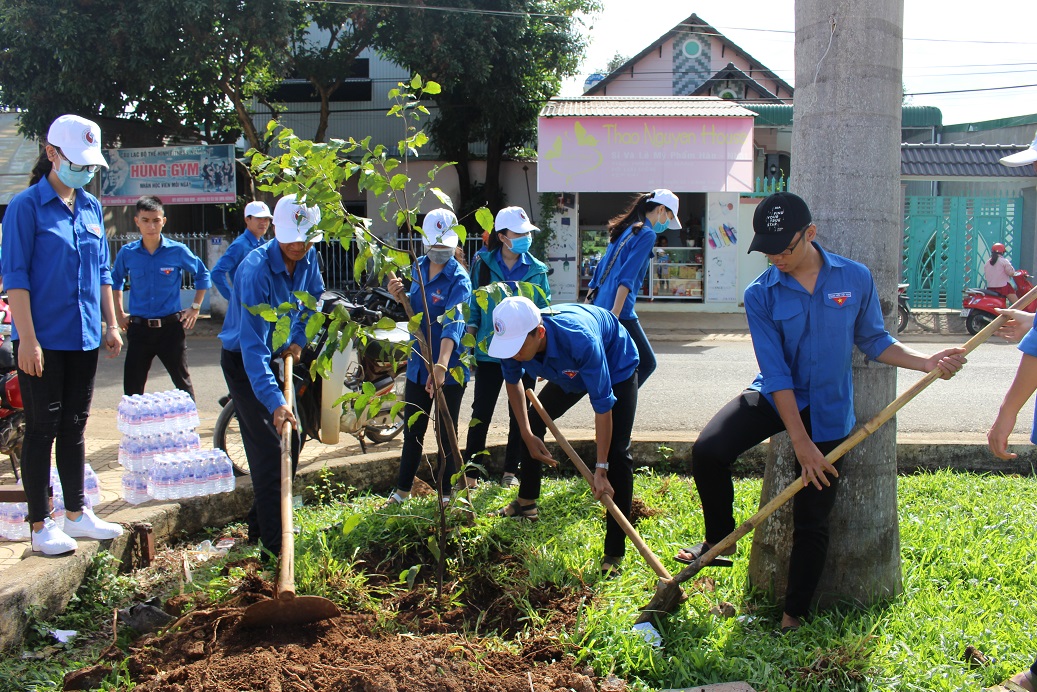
[100,144,236,206]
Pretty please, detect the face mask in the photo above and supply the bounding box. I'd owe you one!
[506,235,532,254]
[55,159,96,189]
[653,211,671,234]
[426,248,453,265]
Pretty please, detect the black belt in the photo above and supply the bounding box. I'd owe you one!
[129,313,182,328]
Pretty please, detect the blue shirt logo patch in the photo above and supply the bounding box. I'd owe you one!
[827,291,851,306]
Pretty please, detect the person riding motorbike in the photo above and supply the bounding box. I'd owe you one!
[984,242,1018,304]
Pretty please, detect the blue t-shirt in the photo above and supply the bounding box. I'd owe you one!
[588,221,659,320]
[405,255,472,385]
[745,243,897,442]
[2,177,113,350]
[1017,326,1037,444]
[112,237,211,318]
[218,239,324,413]
[500,304,639,414]
[211,229,263,301]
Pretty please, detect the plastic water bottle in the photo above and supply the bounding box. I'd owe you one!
[219,452,235,493]
[147,459,166,500]
[51,493,65,530]
[9,502,28,540]
[121,471,149,505]
[84,465,102,508]
[185,395,199,430]
[0,503,13,540]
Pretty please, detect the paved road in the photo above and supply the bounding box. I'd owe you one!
[89,333,1034,441]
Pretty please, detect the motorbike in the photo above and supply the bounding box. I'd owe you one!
[0,297,24,481]
[897,283,911,334]
[213,287,410,474]
[960,269,1036,336]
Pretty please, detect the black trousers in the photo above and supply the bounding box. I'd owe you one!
[396,378,465,493]
[14,342,98,524]
[221,349,299,558]
[463,361,534,478]
[619,317,656,387]
[124,317,194,399]
[691,389,845,618]
[518,375,638,560]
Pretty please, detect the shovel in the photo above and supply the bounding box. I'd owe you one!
[636,285,1037,626]
[525,388,681,598]
[239,353,341,628]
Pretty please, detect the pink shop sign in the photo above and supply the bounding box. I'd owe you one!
[537,116,754,193]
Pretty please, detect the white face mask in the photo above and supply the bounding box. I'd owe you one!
[426,248,453,265]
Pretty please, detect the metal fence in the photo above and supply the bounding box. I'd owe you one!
[108,233,210,289]
[316,236,485,290]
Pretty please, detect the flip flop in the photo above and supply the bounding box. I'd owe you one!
[674,541,734,567]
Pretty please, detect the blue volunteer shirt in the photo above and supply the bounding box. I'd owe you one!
[2,177,113,350]
[211,229,263,300]
[588,221,659,319]
[112,237,211,318]
[1017,326,1037,444]
[500,304,639,414]
[405,255,472,385]
[495,251,530,283]
[218,240,324,413]
[744,242,897,442]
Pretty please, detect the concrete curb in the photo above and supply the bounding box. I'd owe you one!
[2,437,1033,651]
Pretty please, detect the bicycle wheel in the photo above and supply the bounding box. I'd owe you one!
[213,400,250,476]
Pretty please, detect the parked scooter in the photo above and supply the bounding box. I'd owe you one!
[897,283,911,333]
[0,297,24,481]
[213,288,409,474]
[961,269,1036,335]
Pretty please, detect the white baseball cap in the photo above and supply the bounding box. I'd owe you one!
[647,189,681,228]
[1000,132,1037,167]
[273,194,323,243]
[487,296,542,359]
[421,209,459,248]
[47,114,108,169]
[495,206,539,235]
[244,201,273,218]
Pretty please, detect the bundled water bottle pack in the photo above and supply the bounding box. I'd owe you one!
[0,465,103,541]
[118,391,234,505]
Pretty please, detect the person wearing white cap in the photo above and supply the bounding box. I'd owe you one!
[211,200,274,302]
[463,206,552,488]
[2,114,124,555]
[385,209,472,506]
[488,297,640,576]
[218,194,324,558]
[586,189,681,387]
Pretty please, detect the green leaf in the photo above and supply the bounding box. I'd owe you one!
[294,292,318,311]
[404,565,420,590]
[430,187,453,209]
[461,333,476,349]
[341,514,362,536]
[408,410,425,427]
[408,313,423,334]
[375,316,398,330]
[390,173,409,191]
[272,316,291,352]
[390,401,406,421]
[304,312,326,341]
[410,74,422,90]
[367,398,381,420]
[475,207,495,232]
[424,81,441,95]
[426,535,440,562]
[449,366,464,385]
[468,417,482,429]
[362,381,376,395]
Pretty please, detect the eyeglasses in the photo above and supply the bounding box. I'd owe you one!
[56,148,100,174]
[768,231,805,257]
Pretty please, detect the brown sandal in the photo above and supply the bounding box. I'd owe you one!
[494,499,538,521]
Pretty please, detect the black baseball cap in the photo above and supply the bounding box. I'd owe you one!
[748,192,812,255]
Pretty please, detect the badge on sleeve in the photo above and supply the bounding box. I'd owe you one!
[87,224,102,238]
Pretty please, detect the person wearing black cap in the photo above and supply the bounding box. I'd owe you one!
[677,191,967,632]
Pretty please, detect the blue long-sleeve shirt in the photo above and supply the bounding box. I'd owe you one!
[218,240,324,413]
[1017,326,1037,444]
[406,256,472,385]
[211,229,263,300]
[500,304,638,414]
[588,221,659,320]
[112,237,211,318]
[2,177,112,350]
[744,243,897,442]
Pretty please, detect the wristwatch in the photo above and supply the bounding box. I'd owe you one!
[189,302,202,311]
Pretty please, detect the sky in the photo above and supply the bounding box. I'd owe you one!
[560,0,1037,132]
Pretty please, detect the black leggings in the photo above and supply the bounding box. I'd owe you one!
[517,375,638,560]
[464,361,534,478]
[691,389,845,619]
[396,378,465,493]
[14,342,98,524]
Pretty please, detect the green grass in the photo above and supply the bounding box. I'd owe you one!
[5,469,1035,691]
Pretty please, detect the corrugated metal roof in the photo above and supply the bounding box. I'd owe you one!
[746,104,943,128]
[941,113,1037,134]
[540,97,757,118]
[901,143,1036,177]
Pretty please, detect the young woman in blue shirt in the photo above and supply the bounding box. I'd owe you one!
[464,206,551,487]
[680,192,965,632]
[587,189,680,387]
[2,115,124,555]
[386,209,472,505]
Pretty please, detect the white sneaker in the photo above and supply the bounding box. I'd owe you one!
[64,508,124,540]
[31,518,77,555]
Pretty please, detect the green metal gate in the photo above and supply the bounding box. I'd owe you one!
[902,195,1023,309]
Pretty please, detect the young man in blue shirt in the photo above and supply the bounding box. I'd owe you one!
[489,296,639,575]
[112,196,211,398]
[679,192,966,631]
[210,200,273,301]
[218,195,324,558]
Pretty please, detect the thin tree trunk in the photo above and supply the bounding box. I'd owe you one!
[748,0,905,609]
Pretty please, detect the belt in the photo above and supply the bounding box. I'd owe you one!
[129,313,182,328]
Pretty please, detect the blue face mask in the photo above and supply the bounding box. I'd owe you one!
[507,235,532,254]
[653,218,670,234]
[56,160,96,189]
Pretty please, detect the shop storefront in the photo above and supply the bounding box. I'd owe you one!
[536,97,768,311]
